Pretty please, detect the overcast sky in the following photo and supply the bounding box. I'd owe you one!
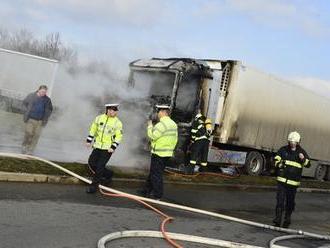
[1,0,330,80]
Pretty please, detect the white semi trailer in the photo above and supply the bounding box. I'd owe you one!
[0,48,59,155]
[0,48,58,113]
[128,58,330,181]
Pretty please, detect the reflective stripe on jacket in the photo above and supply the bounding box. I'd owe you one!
[191,114,210,142]
[87,114,123,150]
[274,145,310,187]
[147,116,178,157]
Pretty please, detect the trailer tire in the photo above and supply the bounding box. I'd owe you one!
[326,166,330,181]
[0,98,9,112]
[314,164,327,181]
[245,151,264,176]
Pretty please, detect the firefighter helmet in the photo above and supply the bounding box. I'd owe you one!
[288,131,300,143]
[205,118,212,130]
[195,113,203,119]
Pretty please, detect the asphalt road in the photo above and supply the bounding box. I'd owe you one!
[0,181,329,248]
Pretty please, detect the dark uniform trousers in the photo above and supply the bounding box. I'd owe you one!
[190,139,209,166]
[88,148,113,185]
[144,154,169,199]
[275,182,297,217]
[273,181,297,227]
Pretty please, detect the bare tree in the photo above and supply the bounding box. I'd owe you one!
[0,28,77,64]
[0,29,9,45]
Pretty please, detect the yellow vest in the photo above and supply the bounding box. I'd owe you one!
[87,114,123,150]
[147,116,178,157]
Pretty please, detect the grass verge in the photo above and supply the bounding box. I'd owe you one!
[1,156,330,189]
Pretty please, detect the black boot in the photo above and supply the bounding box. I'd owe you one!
[136,189,148,197]
[86,183,98,194]
[273,208,283,227]
[282,212,291,228]
[100,177,112,187]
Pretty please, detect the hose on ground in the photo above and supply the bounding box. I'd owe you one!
[269,234,309,248]
[97,230,265,248]
[1,152,330,247]
[99,188,182,247]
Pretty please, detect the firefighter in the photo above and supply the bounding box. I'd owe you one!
[85,103,123,193]
[273,131,310,228]
[187,113,212,174]
[139,104,178,199]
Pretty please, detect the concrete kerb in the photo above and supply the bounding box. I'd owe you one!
[1,171,330,194]
[0,171,81,184]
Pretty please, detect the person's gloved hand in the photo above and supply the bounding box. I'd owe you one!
[278,160,286,168]
[298,153,305,162]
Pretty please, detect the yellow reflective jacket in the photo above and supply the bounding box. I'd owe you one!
[86,114,123,150]
[147,116,178,157]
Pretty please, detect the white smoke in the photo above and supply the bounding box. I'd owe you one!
[38,59,152,169]
[0,55,153,170]
[289,77,330,99]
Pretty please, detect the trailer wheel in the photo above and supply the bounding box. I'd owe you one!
[0,98,9,112]
[245,151,264,176]
[314,164,327,181]
[326,166,330,181]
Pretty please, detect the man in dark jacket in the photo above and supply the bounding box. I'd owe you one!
[21,85,53,154]
[273,131,310,228]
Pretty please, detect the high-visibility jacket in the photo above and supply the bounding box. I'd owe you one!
[274,145,310,187]
[147,116,178,157]
[86,114,123,150]
[191,114,210,142]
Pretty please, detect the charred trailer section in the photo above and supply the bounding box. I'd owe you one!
[128,58,211,166]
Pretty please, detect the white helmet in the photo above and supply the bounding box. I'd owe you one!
[288,131,301,143]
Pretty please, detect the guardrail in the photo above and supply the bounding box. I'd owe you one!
[0,89,25,113]
[0,88,25,100]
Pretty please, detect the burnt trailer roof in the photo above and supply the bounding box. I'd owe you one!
[129,57,204,69]
[129,58,233,79]
[130,58,236,71]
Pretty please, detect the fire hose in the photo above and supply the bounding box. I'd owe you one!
[1,152,330,248]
